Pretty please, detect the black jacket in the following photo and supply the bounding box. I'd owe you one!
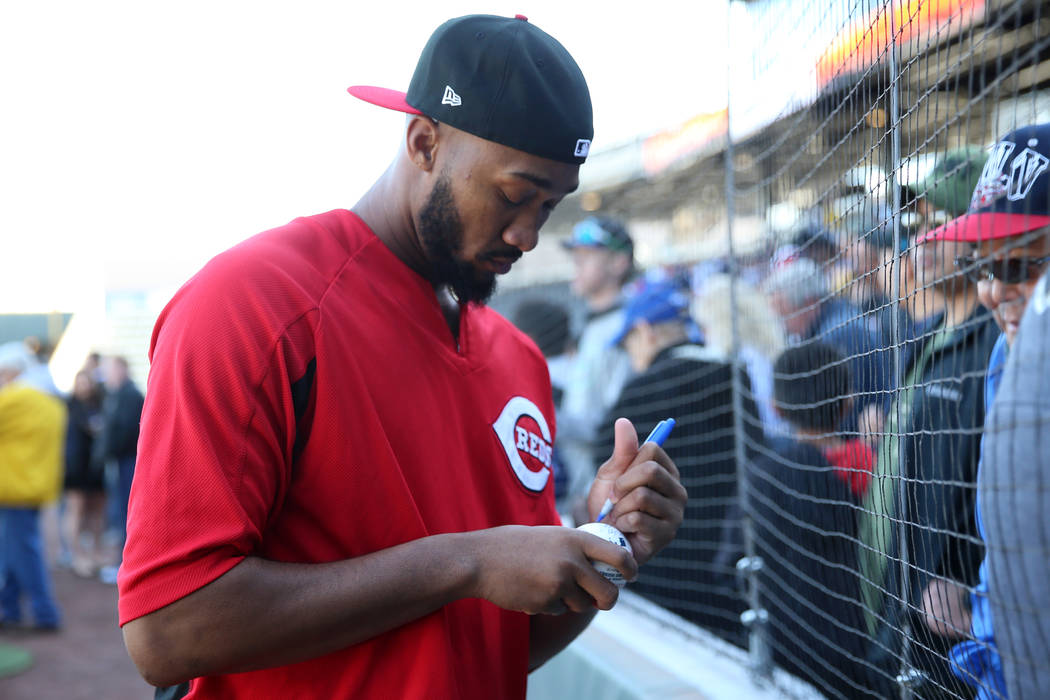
[64,395,103,490]
[95,379,144,463]
[867,307,1000,691]
[748,437,873,699]
[597,342,763,644]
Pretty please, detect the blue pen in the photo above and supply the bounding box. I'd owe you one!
[595,418,676,523]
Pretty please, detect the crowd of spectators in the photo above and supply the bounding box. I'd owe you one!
[0,341,143,633]
[510,124,1050,698]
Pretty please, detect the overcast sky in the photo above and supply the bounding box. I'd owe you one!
[1,1,731,312]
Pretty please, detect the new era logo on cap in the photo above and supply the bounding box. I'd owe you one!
[441,85,462,107]
[574,139,590,158]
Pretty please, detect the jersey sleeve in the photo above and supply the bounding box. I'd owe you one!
[118,249,317,625]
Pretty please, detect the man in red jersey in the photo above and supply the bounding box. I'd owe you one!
[119,14,686,700]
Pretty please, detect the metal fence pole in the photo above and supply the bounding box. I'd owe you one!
[883,2,918,698]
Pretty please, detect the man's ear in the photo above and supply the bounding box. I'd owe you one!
[405,116,439,172]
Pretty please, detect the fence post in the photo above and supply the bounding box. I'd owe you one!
[883,2,919,698]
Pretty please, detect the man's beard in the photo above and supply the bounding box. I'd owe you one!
[418,173,498,305]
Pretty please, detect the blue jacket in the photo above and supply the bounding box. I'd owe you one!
[950,332,1008,698]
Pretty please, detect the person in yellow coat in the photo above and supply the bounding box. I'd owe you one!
[0,341,65,630]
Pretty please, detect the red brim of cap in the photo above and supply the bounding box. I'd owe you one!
[919,212,1050,244]
[347,85,422,115]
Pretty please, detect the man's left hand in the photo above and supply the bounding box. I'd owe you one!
[587,418,686,565]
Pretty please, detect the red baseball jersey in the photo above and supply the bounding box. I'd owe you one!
[119,210,561,699]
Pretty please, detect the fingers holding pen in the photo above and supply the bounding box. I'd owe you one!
[603,447,686,519]
[601,445,687,566]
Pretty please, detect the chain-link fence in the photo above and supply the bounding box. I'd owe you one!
[501,1,1050,697]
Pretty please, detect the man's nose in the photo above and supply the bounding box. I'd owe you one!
[503,215,541,252]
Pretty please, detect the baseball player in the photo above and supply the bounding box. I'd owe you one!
[118,14,686,700]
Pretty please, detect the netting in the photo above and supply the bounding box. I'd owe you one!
[498,2,1050,697]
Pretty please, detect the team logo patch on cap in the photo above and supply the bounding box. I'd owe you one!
[972,140,1050,209]
[574,139,591,158]
[492,396,552,492]
[441,85,462,107]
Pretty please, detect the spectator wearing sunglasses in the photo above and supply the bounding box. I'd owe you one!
[918,122,1050,699]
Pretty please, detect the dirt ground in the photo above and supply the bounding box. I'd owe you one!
[0,566,152,699]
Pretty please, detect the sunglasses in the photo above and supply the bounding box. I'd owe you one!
[954,255,1050,285]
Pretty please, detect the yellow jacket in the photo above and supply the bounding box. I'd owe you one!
[0,381,66,506]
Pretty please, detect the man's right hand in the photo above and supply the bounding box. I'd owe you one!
[124,523,634,687]
[469,525,636,615]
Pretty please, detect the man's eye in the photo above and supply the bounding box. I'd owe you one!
[500,192,526,207]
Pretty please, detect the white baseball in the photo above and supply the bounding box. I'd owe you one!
[576,522,633,588]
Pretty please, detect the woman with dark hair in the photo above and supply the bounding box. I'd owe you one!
[62,369,106,577]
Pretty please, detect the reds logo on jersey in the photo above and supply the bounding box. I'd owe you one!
[491,396,552,493]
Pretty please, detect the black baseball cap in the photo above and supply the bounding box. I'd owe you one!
[349,14,593,165]
[922,123,1050,243]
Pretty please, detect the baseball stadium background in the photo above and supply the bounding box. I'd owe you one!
[4,1,1049,698]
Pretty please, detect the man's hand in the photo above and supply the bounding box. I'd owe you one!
[921,578,972,639]
[471,525,636,615]
[586,417,686,565]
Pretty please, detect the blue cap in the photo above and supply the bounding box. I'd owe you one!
[611,282,693,345]
[561,216,634,255]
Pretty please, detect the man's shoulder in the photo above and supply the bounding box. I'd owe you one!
[579,305,624,344]
[205,209,371,291]
[762,435,829,466]
[118,380,144,403]
[150,210,375,366]
[938,309,1000,363]
[647,344,730,379]
[164,211,372,324]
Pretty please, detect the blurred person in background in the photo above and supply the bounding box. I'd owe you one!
[692,273,790,439]
[0,341,65,631]
[511,299,574,507]
[856,198,999,696]
[840,213,902,343]
[917,123,1050,699]
[83,352,104,384]
[792,224,842,268]
[558,216,636,513]
[62,369,106,578]
[907,147,991,326]
[854,148,989,448]
[19,337,62,398]
[762,257,888,431]
[93,355,143,584]
[598,280,762,643]
[746,342,874,698]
